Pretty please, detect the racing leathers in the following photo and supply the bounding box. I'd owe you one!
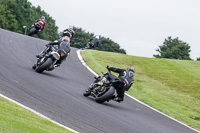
[34,39,70,70]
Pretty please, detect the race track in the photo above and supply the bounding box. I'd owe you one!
[0,28,198,133]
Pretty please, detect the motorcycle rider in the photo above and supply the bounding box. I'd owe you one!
[60,26,75,39]
[86,65,135,102]
[85,35,100,49]
[32,34,72,70]
[30,16,46,31]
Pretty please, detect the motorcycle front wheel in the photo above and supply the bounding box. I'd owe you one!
[29,27,37,36]
[36,58,53,73]
[83,89,91,97]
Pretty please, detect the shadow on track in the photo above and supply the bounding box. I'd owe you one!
[83,96,124,110]
[22,66,68,81]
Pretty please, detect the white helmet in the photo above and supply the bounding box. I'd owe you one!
[95,35,99,39]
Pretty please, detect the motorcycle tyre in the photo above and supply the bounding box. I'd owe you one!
[95,86,115,103]
[29,27,37,36]
[83,89,91,97]
[36,58,53,73]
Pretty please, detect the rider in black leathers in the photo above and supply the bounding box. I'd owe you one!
[32,36,71,70]
[85,35,100,49]
[87,66,135,102]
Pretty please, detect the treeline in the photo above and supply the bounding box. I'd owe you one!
[0,0,126,54]
[154,36,192,60]
[71,27,126,54]
[0,0,59,41]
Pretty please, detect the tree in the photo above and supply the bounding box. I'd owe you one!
[0,4,18,31]
[70,27,92,48]
[0,0,125,53]
[0,0,59,41]
[154,36,191,60]
[70,27,126,54]
[196,57,200,61]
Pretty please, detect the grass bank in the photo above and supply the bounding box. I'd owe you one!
[0,96,74,133]
[81,49,200,131]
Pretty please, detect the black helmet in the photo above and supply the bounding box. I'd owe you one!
[63,31,72,38]
[63,28,75,39]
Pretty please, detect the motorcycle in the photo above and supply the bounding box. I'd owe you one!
[84,42,95,49]
[28,21,44,36]
[33,45,60,73]
[83,69,123,103]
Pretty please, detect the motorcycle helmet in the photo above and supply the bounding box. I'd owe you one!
[63,31,72,38]
[126,66,135,78]
[62,36,70,42]
[95,35,100,40]
[63,29,75,39]
[41,16,45,20]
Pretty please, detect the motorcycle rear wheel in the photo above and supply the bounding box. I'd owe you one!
[95,86,115,103]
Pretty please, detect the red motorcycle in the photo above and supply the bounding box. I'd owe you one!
[28,21,44,36]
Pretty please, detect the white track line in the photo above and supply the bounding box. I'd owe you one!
[0,94,79,133]
[77,49,199,133]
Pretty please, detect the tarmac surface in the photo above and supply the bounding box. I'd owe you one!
[0,28,198,133]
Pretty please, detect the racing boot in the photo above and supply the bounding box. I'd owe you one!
[114,97,123,102]
[46,63,60,71]
[46,64,55,71]
[32,64,36,69]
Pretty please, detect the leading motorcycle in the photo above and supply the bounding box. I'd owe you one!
[83,69,122,103]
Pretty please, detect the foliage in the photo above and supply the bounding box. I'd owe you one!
[0,4,18,31]
[197,57,200,61]
[71,27,126,54]
[0,0,125,53]
[98,37,126,54]
[0,0,59,41]
[70,27,93,48]
[154,36,191,60]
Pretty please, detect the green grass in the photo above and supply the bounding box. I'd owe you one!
[81,49,200,131]
[0,96,74,133]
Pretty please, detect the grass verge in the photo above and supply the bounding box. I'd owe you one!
[81,49,200,131]
[0,96,74,133]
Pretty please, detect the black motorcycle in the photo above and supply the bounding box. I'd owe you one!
[83,69,122,103]
[28,21,44,36]
[84,42,94,49]
[33,45,60,73]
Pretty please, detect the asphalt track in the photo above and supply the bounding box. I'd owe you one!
[0,28,198,133]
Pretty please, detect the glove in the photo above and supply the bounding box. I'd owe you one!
[106,65,110,70]
[94,75,100,79]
